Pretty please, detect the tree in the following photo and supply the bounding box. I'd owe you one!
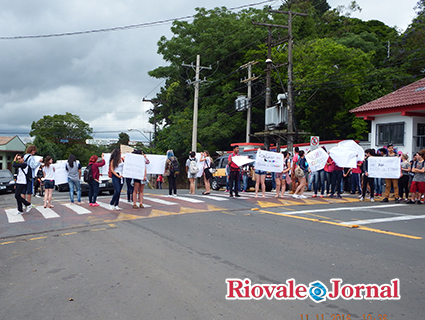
[30,113,95,163]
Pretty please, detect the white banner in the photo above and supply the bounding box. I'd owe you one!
[53,162,68,185]
[368,157,401,179]
[254,150,283,173]
[100,153,111,179]
[145,154,167,175]
[231,155,255,168]
[305,148,328,172]
[337,140,365,161]
[122,153,146,180]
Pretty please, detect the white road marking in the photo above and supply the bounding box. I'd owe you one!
[164,196,204,203]
[64,203,92,214]
[192,195,229,201]
[35,207,60,219]
[144,196,177,205]
[341,215,425,225]
[279,204,407,215]
[5,209,25,223]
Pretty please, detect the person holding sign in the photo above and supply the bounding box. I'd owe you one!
[42,156,55,208]
[132,149,150,208]
[293,150,309,199]
[109,149,124,210]
[66,155,82,205]
[228,145,241,198]
[275,151,291,198]
[381,144,401,203]
[87,154,105,207]
[360,149,376,202]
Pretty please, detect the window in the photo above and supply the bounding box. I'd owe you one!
[377,122,404,145]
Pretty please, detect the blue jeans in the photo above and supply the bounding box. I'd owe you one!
[242,173,249,191]
[68,178,81,203]
[126,178,134,201]
[351,173,361,193]
[331,170,343,195]
[110,175,123,206]
[88,180,99,204]
[325,171,333,195]
[375,178,383,194]
[314,169,326,195]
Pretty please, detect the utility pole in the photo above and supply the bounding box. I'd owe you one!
[240,61,259,143]
[182,55,211,152]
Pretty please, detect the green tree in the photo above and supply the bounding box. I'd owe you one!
[30,113,95,164]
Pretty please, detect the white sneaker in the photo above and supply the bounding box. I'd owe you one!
[292,194,299,199]
[370,198,375,202]
[173,194,177,197]
[359,196,364,201]
[26,205,33,213]
[299,195,307,199]
[109,205,115,210]
[16,211,24,215]
[115,206,122,210]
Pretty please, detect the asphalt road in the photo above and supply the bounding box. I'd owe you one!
[0,188,423,319]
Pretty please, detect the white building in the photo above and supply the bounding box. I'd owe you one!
[350,77,425,157]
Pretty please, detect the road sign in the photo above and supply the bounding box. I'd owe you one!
[310,136,319,150]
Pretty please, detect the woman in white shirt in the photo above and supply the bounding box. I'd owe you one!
[42,156,55,208]
[109,148,124,210]
[200,150,212,195]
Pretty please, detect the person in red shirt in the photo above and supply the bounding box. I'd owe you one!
[87,153,105,206]
[228,145,241,198]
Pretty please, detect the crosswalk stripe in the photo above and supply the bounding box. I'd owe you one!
[164,196,204,203]
[64,203,92,215]
[192,195,228,201]
[144,196,177,205]
[120,201,152,208]
[5,209,25,223]
[278,204,407,215]
[341,214,425,225]
[35,207,60,219]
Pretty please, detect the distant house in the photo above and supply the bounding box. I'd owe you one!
[0,136,26,171]
[350,77,425,157]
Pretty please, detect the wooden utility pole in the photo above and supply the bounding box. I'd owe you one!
[240,61,259,143]
[182,55,211,152]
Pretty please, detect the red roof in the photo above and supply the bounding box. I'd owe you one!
[350,77,425,116]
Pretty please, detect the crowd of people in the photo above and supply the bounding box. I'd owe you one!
[10,143,425,215]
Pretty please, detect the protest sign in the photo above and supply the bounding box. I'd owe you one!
[329,140,364,168]
[122,153,146,180]
[53,162,68,185]
[100,153,111,179]
[368,157,401,179]
[305,147,328,172]
[230,155,255,168]
[146,154,167,175]
[254,150,283,173]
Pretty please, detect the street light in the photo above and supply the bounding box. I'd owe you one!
[127,128,151,146]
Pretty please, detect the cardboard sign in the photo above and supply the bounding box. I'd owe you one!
[230,155,255,168]
[305,147,328,172]
[122,153,146,180]
[53,162,68,185]
[368,157,401,179]
[254,150,283,173]
[145,154,167,175]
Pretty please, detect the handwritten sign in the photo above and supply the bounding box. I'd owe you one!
[254,150,283,173]
[231,155,255,168]
[53,162,68,185]
[305,148,328,172]
[100,153,111,179]
[368,157,401,179]
[122,153,146,180]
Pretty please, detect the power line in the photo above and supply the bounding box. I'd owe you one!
[0,0,275,40]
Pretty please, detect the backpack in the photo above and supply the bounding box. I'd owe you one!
[189,159,199,175]
[208,160,217,174]
[170,157,180,174]
[23,154,33,180]
[83,164,94,183]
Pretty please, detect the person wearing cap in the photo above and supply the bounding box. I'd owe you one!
[381,144,401,203]
[227,145,241,198]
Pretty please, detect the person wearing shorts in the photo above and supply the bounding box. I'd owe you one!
[42,156,55,208]
[407,150,425,204]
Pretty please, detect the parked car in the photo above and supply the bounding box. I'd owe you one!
[56,166,114,196]
[0,169,15,193]
[210,151,273,191]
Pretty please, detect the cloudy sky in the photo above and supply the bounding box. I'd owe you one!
[0,0,419,143]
